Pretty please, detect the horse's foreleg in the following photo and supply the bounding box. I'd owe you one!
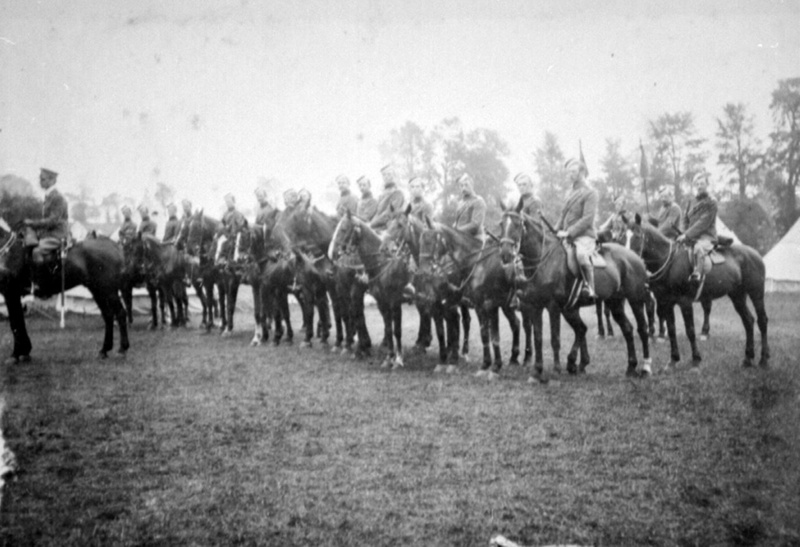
[729,292,755,368]
[4,290,32,362]
[561,307,587,374]
[605,301,614,337]
[548,302,562,374]
[501,304,519,366]
[490,306,503,373]
[607,298,637,376]
[678,302,701,365]
[630,300,651,376]
[475,309,492,374]
[281,292,293,343]
[521,306,533,367]
[460,304,471,362]
[531,305,545,379]
[147,284,158,329]
[432,304,447,365]
[300,290,314,348]
[750,292,769,368]
[392,303,403,369]
[595,300,605,338]
[94,296,114,358]
[415,306,432,351]
[700,298,712,340]
[111,294,130,354]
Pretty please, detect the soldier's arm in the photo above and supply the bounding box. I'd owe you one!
[683,201,716,240]
[360,200,378,222]
[461,198,486,233]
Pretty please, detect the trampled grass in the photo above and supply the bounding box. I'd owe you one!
[0,294,798,546]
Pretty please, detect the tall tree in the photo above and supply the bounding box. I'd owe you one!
[648,112,708,201]
[767,77,800,235]
[533,131,567,223]
[600,138,635,200]
[100,192,122,223]
[716,103,762,200]
[379,121,436,189]
[154,182,175,209]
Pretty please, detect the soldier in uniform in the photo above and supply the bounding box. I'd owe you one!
[369,165,405,231]
[221,193,247,237]
[514,172,541,216]
[254,187,274,226]
[356,176,378,222]
[162,203,181,243]
[408,177,433,221]
[118,205,138,246]
[654,186,682,239]
[137,205,157,238]
[677,172,717,282]
[556,158,598,298]
[453,173,486,237]
[24,168,70,267]
[335,175,359,218]
[298,188,312,209]
[182,199,193,219]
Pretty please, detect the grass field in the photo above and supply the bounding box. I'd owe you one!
[1,294,799,546]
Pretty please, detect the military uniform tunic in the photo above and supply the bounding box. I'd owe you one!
[31,188,69,240]
[162,216,181,243]
[119,218,138,244]
[655,201,683,239]
[138,217,157,237]
[453,192,487,236]
[556,181,598,240]
[336,189,359,218]
[357,191,378,222]
[369,184,405,230]
[516,193,542,217]
[221,209,248,236]
[682,194,717,244]
[409,197,433,221]
[255,203,275,226]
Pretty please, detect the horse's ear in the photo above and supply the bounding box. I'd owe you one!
[634,213,642,226]
[404,204,412,216]
[499,200,507,213]
[389,204,395,214]
[424,215,433,229]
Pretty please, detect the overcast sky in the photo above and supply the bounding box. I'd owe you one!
[1,0,798,218]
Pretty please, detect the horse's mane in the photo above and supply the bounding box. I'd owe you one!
[433,222,483,252]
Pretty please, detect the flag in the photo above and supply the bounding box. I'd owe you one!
[639,139,651,212]
[579,140,588,177]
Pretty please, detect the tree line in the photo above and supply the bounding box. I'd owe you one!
[380,77,800,255]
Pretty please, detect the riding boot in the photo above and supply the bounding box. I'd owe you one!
[580,263,596,299]
[689,248,702,282]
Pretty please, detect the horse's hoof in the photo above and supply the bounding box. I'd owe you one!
[742,358,754,368]
[699,334,709,341]
[486,371,499,381]
[509,358,520,367]
[4,356,19,365]
[250,339,261,347]
[98,352,108,360]
[626,367,638,378]
[445,365,457,374]
[474,369,488,378]
[433,364,445,374]
[221,330,231,338]
[640,358,653,377]
[759,358,769,369]
[300,341,311,349]
[552,363,563,375]
[596,334,605,340]
[380,358,392,369]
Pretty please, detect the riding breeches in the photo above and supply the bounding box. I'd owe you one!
[573,236,595,268]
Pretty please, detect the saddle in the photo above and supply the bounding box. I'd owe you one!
[565,243,607,277]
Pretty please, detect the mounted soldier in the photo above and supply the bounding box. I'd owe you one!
[162,203,181,243]
[655,186,683,240]
[356,175,378,222]
[335,175,359,218]
[408,177,433,221]
[514,172,541,217]
[453,173,486,238]
[137,205,157,238]
[369,164,405,231]
[23,168,70,275]
[556,157,598,298]
[118,205,137,248]
[677,172,717,283]
[254,187,274,226]
[220,193,247,238]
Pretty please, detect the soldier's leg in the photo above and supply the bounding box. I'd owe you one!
[575,237,596,298]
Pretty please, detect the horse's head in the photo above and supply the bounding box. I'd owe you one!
[186,210,206,256]
[619,211,648,257]
[498,204,548,268]
[329,209,359,259]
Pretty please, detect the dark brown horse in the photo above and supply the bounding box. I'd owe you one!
[186,211,227,332]
[415,221,521,378]
[134,234,188,327]
[385,209,466,370]
[331,210,410,368]
[120,236,168,329]
[623,212,769,370]
[0,225,130,358]
[502,211,652,377]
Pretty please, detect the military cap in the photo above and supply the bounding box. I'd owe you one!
[137,204,149,215]
[456,173,473,185]
[298,188,311,201]
[40,168,58,179]
[167,203,177,215]
[335,174,350,186]
[224,193,236,205]
[658,186,674,200]
[691,172,709,185]
[356,175,371,187]
[283,189,299,206]
[380,164,395,174]
[255,187,268,201]
[514,172,532,185]
[181,199,192,209]
[121,205,132,216]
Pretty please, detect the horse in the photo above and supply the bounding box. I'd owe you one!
[502,211,652,377]
[175,216,215,328]
[330,210,410,369]
[385,209,467,371]
[133,234,189,327]
[622,212,769,370]
[496,208,563,382]
[0,225,130,358]
[214,223,253,337]
[119,236,169,329]
[415,221,521,379]
[186,211,227,332]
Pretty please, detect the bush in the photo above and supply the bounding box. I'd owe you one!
[718,198,778,255]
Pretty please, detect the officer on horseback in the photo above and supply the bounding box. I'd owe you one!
[254,187,274,225]
[162,203,180,243]
[369,164,405,231]
[118,205,137,247]
[335,175,359,218]
[677,172,717,283]
[655,186,682,239]
[453,173,486,237]
[556,157,598,299]
[137,205,157,237]
[23,167,69,270]
[221,193,247,237]
[514,172,541,216]
[356,176,378,222]
[408,177,433,221]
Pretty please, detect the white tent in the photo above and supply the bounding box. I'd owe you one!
[764,218,800,292]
